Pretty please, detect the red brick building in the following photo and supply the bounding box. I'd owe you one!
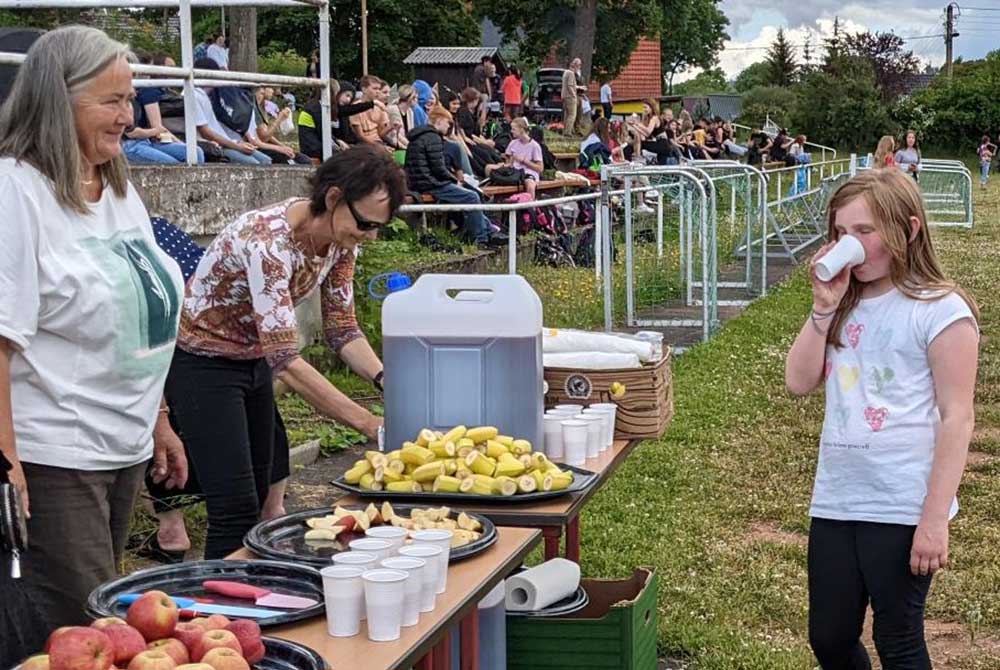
[544,38,662,112]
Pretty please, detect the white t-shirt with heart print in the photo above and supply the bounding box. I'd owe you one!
[810,287,976,525]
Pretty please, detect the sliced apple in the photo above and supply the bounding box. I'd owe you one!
[381,501,395,523]
[304,527,344,541]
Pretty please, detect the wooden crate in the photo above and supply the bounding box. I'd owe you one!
[544,350,673,440]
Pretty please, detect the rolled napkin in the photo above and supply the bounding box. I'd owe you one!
[542,328,655,362]
[505,558,581,612]
[544,352,642,370]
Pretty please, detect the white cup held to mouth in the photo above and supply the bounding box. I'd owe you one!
[397,544,443,612]
[815,235,865,281]
[380,556,426,627]
[320,565,365,638]
[362,569,409,642]
[409,529,453,594]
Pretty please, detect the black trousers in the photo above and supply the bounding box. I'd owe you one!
[165,349,276,559]
[602,102,613,119]
[259,148,312,165]
[808,518,933,670]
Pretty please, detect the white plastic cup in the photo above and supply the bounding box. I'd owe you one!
[581,409,612,451]
[554,404,584,413]
[543,414,566,459]
[362,569,408,642]
[409,529,453,594]
[331,552,378,620]
[349,538,393,560]
[561,420,589,466]
[320,565,364,637]
[588,403,619,447]
[573,414,604,458]
[380,556,426,627]
[397,544,443,612]
[815,235,865,281]
[365,526,408,554]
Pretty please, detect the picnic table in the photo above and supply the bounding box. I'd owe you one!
[336,439,641,564]
[230,526,540,670]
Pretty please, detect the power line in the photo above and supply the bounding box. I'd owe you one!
[958,5,1000,10]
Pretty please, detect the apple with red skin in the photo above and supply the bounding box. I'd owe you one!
[125,650,176,670]
[95,624,146,666]
[146,640,188,666]
[171,624,205,656]
[126,592,179,642]
[90,618,127,630]
[198,649,248,670]
[186,620,210,631]
[190,631,241,663]
[222,621,261,664]
[44,627,74,653]
[201,616,229,632]
[20,654,50,670]
[174,665,214,670]
[48,626,114,670]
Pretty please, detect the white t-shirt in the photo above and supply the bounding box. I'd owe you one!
[600,83,612,104]
[192,87,257,145]
[810,288,976,525]
[206,43,229,69]
[0,159,184,470]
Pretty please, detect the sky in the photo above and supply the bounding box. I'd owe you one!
[680,1,998,82]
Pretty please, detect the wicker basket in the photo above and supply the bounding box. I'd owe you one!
[544,350,673,440]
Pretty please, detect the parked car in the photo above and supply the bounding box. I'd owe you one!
[527,67,567,124]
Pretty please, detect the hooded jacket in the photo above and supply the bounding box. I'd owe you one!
[404,125,454,192]
[412,80,432,127]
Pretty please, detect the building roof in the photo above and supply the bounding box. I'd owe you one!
[404,47,502,66]
[585,38,661,102]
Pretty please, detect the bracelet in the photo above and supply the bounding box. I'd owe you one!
[811,311,835,321]
[373,370,384,393]
[812,307,837,318]
[810,313,831,336]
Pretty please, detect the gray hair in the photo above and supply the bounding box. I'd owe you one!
[0,26,133,215]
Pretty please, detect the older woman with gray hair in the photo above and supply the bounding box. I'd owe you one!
[0,26,188,625]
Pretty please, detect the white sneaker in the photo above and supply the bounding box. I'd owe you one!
[635,203,655,214]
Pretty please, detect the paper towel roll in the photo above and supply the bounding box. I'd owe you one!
[505,558,581,612]
[544,352,642,370]
[542,328,655,362]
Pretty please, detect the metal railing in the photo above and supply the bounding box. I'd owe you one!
[0,0,333,163]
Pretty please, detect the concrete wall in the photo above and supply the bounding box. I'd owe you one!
[130,164,314,244]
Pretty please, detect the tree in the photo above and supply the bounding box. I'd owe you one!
[766,28,797,87]
[842,31,919,101]
[228,8,258,73]
[738,85,797,127]
[733,61,771,92]
[672,67,729,95]
[659,0,729,93]
[824,16,845,64]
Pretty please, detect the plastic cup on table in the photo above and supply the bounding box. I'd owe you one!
[380,556,426,627]
[573,414,604,459]
[583,406,615,451]
[320,565,364,637]
[409,529,453,594]
[366,526,408,555]
[543,414,566,459]
[349,538,394,560]
[331,552,378,619]
[554,404,584,414]
[588,403,618,448]
[560,419,589,466]
[362,569,408,642]
[397,544,443,612]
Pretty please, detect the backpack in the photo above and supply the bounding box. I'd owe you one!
[576,198,596,228]
[489,166,526,188]
[573,226,616,268]
[529,127,557,171]
[210,87,255,136]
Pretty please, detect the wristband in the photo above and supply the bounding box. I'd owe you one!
[812,307,836,317]
[810,313,831,335]
[373,370,384,392]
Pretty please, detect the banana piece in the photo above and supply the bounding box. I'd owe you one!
[465,426,499,443]
[441,425,467,443]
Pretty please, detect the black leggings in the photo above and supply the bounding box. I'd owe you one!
[165,349,276,559]
[808,518,933,670]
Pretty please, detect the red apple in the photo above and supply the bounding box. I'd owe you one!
[126,592,178,642]
[171,624,204,656]
[20,655,50,670]
[201,616,229,632]
[146,640,187,666]
[44,627,74,653]
[90,618,127,630]
[198,649,248,670]
[186,620,209,632]
[98,624,146,666]
[174,666,214,670]
[222,621,260,662]
[125,650,176,670]
[190,631,241,663]
[240,640,264,666]
[48,626,113,670]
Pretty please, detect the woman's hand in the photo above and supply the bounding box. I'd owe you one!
[152,415,189,490]
[7,453,28,517]
[809,241,851,313]
[911,518,949,576]
[363,415,384,443]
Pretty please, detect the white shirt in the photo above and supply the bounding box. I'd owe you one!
[206,43,229,69]
[811,288,976,525]
[192,87,256,145]
[0,159,184,470]
[600,83,612,104]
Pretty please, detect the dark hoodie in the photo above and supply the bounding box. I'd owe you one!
[404,125,454,192]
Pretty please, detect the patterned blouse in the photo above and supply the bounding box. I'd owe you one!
[178,198,364,372]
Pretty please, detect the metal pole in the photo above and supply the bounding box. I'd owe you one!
[624,176,635,327]
[361,0,369,75]
[601,165,613,332]
[701,183,710,341]
[508,210,517,275]
[318,1,332,159]
[179,0,198,165]
[656,188,664,258]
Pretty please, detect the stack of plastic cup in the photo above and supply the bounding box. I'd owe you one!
[542,414,566,459]
[573,414,604,458]
[349,538,393,560]
[331,552,378,620]
[554,403,584,414]
[560,419,589,466]
[380,556,426,627]
[320,565,364,637]
[397,544,443,612]
[587,403,618,448]
[580,409,611,452]
[362,569,408,641]
[366,526,408,554]
[410,529,453,593]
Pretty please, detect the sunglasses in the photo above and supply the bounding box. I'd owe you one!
[345,199,392,232]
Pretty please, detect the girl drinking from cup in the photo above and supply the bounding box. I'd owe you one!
[785,168,978,670]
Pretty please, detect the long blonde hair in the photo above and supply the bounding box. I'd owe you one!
[872,135,895,168]
[0,26,133,215]
[825,169,978,347]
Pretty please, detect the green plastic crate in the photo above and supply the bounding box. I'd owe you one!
[506,568,658,670]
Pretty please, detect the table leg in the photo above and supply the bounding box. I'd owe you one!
[416,648,435,670]
[542,526,561,560]
[459,607,480,670]
[566,514,581,563]
[433,629,451,670]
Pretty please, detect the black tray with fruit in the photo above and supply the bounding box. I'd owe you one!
[244,503,497,567]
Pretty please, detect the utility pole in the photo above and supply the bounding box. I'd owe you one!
[945,3,958,79]
[361,0,369,75]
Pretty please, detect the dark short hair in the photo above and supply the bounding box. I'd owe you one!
[481,55,492,63]
[309,145,407,219]
[195,57,219,70]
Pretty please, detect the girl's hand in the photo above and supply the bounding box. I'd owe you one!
[911,518,949,576]
[7,454,28,517]
[809,242,851,313]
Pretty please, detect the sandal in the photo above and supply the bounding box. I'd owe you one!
[133,535,187,564]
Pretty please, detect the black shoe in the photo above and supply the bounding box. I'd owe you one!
[133,535,187,564]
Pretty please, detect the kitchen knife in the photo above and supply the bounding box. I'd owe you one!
[202,581,318,609]
[116,594,282,618]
